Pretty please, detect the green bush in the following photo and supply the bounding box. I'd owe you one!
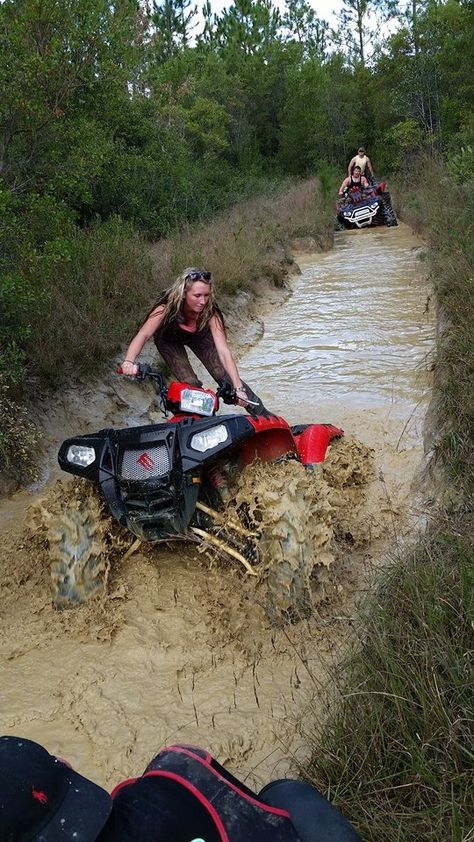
[29,216,153,383]
[383,118,427,172]
[317,162,340,199]
[0,190,75,387]
[446,115,474,185]
[0,274,36,387]
[0,186,154,388]
[447,145,474,185]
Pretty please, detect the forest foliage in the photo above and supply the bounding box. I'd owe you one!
[0,0,473,391]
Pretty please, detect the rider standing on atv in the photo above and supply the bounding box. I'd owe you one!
[338,166,369,196]
[121,267,267,415]
[347,146,374,182]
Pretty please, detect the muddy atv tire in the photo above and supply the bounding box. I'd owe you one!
[233,460,333,626]
[27,481,112,609]
[260,462,333,625]
[381,196,398,227]
[48,502,108,608]
[263,507,314,625]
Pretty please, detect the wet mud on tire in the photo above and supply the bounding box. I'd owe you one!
[26,480,125,609]
[230,459,334,624]
[48,507,107,608]
[381,194,398,227]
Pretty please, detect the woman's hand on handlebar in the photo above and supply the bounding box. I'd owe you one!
[218,381,257,408]
[122,360,139,376]
[235,386,250,407]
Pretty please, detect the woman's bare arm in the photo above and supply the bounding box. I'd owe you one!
[121,306,166,374]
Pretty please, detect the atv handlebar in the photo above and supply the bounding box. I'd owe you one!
[116,363,242,406]
[116,364,170,414]
[116,363,166,387]
[116,364,265,413]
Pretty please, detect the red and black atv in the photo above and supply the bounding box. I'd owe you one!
[336,180,398,230]
[45,365,343,622]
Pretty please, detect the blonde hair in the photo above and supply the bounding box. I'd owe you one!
[143,267,223,334]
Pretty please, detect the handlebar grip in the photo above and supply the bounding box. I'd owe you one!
[115,365,140,379]
[116,365,140,377]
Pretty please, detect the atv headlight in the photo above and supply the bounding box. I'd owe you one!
[66,444,96,467]
[180,388,216,416]
[190,424,228,452]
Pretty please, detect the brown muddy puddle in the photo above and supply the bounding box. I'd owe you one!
[0,223,434,790]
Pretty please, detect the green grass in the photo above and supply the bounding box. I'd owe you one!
[399,158,474,498]
[305,531,474,841]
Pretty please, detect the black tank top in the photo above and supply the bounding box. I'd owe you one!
[349,176,362,191]
[154,313,212,347]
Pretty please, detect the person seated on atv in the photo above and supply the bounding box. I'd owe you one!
[348,146,374,182]
[0,736,361,841]
[338,166,369,198]
[121,267,268,416]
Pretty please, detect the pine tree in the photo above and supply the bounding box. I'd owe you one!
[150,0,197,62]
[336,0,399,66]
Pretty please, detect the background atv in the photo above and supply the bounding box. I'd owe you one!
[336,180,398,229]
[36,366,343,624]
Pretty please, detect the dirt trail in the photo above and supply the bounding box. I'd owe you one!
[0,223,433,791]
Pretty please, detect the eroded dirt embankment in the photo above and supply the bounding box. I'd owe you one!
[0,224,433,790]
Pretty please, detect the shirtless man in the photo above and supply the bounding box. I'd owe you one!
[348,146,374,181]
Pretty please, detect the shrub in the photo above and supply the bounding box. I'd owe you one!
[0,189,75,387]
[30,216,153,383]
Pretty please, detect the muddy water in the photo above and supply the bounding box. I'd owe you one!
[241,224,433,534]
[0,223,433,792]
[244,224,432,431]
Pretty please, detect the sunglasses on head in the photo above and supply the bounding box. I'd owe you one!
[186,271,212,282]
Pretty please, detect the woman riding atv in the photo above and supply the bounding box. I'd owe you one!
[121,267,268,417]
